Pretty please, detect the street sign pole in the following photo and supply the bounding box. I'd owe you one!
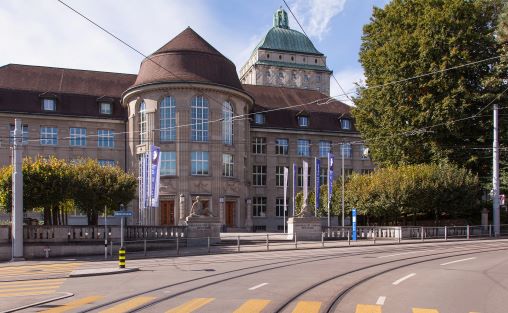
[11,119,24,261]
[352,208,357,241]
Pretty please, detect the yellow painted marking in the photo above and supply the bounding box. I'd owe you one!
[413,309,439,313]
[0,279,64,286]
[355,304,382,313]
[0,290,55,297]
[99,296,156,313]
[233,299,271,313]
[41,295,103,313]
[165,298,215,313]
[292,301,321,313]
[0,284,61,292]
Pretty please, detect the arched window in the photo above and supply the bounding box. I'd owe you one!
[222,101,233,145]
[191,96,208,142]
[139,101,147,144]
[160,96,176,141]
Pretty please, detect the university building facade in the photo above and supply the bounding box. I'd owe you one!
[0,9,373,231]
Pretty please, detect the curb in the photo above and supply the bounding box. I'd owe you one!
[69,267,139,278]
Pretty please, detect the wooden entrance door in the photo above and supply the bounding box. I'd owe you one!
[160,200,175,225]
[225,201,235,227]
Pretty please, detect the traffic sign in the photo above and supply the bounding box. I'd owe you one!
[114,211,133,217]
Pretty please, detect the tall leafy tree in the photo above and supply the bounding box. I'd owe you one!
[354,0,505,185]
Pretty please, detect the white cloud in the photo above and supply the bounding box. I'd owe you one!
[290,0,346,40]
[330,68,365,106]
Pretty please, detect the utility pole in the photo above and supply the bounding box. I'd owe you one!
[341,144,345,227]
[493,102,500,237]
[12,119,24,261]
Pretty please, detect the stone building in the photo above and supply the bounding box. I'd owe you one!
[0,9,373,231]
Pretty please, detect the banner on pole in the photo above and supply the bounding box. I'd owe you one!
[315,158,320,216]
[150,145,161,207]
[292,162,296,216]
[303,160,308,206]
[352,208,357,241]
[328,152,334,204]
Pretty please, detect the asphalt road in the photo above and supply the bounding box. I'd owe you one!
[2,239,508,313]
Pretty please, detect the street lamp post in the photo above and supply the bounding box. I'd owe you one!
[120,203,125,249]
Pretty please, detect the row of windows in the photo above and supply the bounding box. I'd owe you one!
[252,197,291,217]
[138,96,234,145]
[252,137,367,159]
[8,125,115,147]
[253,113,351,130]
[266,71,321,82]
[158,151,235,177]
[40,98,113,115]
[265,53,320,64]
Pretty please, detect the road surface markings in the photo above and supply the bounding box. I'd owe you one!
[165,298,215,313]
[292,301,321,313]
[0,278,64,297]
[233,299,271,313]
[377,250,434,258]
[248,283,269,290]
[0,262,81,280]
[440,257,476,266]
[99,296,156,313]
[412,309,439,313]
[376,296,386,305]
[355,304,382,313]
[392,273,416,285]
[40,295,103,313]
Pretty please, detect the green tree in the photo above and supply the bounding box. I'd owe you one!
[354,0,506,186]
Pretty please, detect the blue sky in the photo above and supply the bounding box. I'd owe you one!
[0,0,390,103]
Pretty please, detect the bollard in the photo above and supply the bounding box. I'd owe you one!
[294,233,298,249]
[144,239,147,256]
[118,248,126,269]
[467,225,470,240]
[444,226,447,241]
[176,236,180,256]
[266,234,269,251]
[237,235,240,252]
[373,232,376,245]
[110,241,113,257]
[321,232,325,248]
[489,224,492,237]
[208,237,211,254]
[421,227,424,242]
[348,231,350,246]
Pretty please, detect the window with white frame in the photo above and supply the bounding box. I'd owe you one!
[100,102,112,115]
[160,96,176,141]
[297,139,310,156]
[161,151,177,176]
[340,143,352,159]
[191,151,209,175]
[341,118,351,130]
[252,165,266,186]
[252,137,266,154]
[98,129,114,148]
[275,138,289,155]
[360,144,369,159]
[223,101,233,145]
[139,101,147,144]
[252,197,267,217]
[191,96,209,142]
[98,159,115,167]
[319,167,328,186]
[69,127,86,146]
[42,99,56,111]
[319,141,331,158]
[275,166,285,187]
[40,127,58,145]
[276,198,287,217]
[298,116,309,127]
[297,167,311,187]
[9,124,28,144]
[223,154,234,177]
[254,113,265,125]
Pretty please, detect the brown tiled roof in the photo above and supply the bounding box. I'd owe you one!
[131,27,243,91]
[0,64,136,97]
[243,84,353,132]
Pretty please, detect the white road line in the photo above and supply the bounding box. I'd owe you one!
[376,296,386,305]
[440,257,476,266]
[248,283,268,290]
[377,250,434,258]
[392,273,416,285]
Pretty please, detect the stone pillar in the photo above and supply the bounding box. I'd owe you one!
[179,194,186,225]
[245,199,253,230]
[219,197,225,224]
[174,195,180,226]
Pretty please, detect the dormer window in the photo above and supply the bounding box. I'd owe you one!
[254,113,265,125]
[279,55,282,60]
[42,98,56,111]
[267,54,270,59]
[298,116,309,127]
[341,118,351,130]
[100,102,112,115]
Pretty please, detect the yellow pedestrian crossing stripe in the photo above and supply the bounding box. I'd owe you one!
[356,304,382,313]
[413,309,439,313]
[233,299,271,313]
[99,296,156,313]
[292,301,321,313]
[40,295,103,313]
[166,298,215,313]
[0,262,81,280]
[0,278,64,297]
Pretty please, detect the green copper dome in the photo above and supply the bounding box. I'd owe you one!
[256,8,323,56]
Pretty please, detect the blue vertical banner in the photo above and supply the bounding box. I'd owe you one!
[292,162,296,217]
[327,153,334,205]
[352,208,357,241]
[150,145,161,207]
[315,158,320,216]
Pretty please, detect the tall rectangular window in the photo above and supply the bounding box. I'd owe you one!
[297,139,310,156]
[98,159,115,167]
[191,151,209,175]
[191,96,209,142]
[98,129,115,148]
[161,151,177,176]
[319,141,331,158]
[276,198,287,217]
[254,113,265,125]
[360,144,369,159]
[275,166,285,187]
[40,127,58,145]
[252,137,266,154]
[319,167,328,186]
[252,197,267,217]
[297,167,311,187]
[69,127,86,146]
[252,165,267,186]
[223,154,234,177]
[100,102,112,115]
[341,119,351,130]
[340,143,352,159]
[275,138,289,155]
[160,96,176,141]
[9,124,28,144]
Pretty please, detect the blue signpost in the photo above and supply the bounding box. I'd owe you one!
[352,208,357,241]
